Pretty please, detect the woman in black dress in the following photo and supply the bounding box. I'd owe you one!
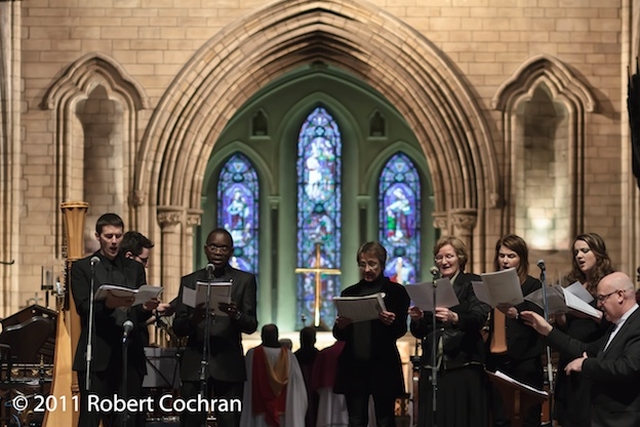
[553,233,613,427]
[485,234,544,427]
[409,236,490,427]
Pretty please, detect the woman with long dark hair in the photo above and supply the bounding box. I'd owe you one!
[553,233,613,427]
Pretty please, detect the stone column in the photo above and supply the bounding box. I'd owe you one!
[185,208,202,272]
[0,1,21,316]
[432,211,449,237]
[449,208,478,264]
[157,207,183,303]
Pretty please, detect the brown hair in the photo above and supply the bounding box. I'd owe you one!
[356,241,387,267]
[566,233,614,295]
[493,234,529,284]
[433,236,468,271]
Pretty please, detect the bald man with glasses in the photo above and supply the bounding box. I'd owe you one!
[521,272,640,427]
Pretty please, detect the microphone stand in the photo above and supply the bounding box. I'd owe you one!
[85,258,98,391]
[539,264,554,425]
[430,271,440,427]
[121,324,132,427]
[200,266,214,398]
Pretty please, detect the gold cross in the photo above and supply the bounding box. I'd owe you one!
[295,243,341,327]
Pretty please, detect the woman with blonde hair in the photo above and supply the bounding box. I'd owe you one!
[409,236,490,427]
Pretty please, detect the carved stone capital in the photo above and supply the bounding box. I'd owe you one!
[432,212,448,235]
[129,190,146,207]
[157,207,183,232]
[186,209,203,227]
[449,208,477,237]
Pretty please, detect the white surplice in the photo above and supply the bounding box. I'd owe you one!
[240,346,308,427]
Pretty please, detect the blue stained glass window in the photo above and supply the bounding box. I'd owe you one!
[296,107,342,329]
[379,153,420,284]
[217,153,259,274]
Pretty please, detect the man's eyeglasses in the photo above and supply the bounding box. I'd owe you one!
[596,289,626,303]
[136,255,149,266]
[207,244,230,253]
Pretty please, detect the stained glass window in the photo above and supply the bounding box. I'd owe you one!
[296,107,342,329]
[217,153,259,274]
[379,153,420,284]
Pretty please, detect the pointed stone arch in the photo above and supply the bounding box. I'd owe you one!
[138,0,500,288]
[493,54,596,243]
[42,52,149,254]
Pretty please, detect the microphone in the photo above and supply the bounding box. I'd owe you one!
[122,320,134,341]
[90,256,100,268]
[429,266,441,279]
[206,263,215,279]
[537,259,546,272]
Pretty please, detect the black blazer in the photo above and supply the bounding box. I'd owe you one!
[487,275,544,363]
[333,276,410,396]
[71,252,150,374]
[547,305,640,427]
[411,271,491,368]
[173,265,258,383]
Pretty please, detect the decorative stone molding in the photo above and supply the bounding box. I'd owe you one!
[432,212,448,236]
[186,209,203,227]
[157,207,183,232]
[129,190,145,207]
[449,209,477,237]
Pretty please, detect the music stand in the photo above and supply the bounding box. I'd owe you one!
[486,371,549,427]
[142,347,180,390]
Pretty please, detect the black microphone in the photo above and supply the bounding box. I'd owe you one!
[537,259,546,272]
[429,266,441,279]
[122,320,134,341]
[90,256,100,268]
[206,263,215,279]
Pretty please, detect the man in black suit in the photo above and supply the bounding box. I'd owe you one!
[71,213,159,427]
[173,228,258,427]
[521,272,640,427]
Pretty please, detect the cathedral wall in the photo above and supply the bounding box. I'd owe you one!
[11,0,627,313]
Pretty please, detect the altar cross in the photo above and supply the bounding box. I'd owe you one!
[295,243,341,327]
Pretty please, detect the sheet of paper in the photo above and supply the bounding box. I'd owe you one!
[562,288,602,319]
[332,292,386,322]
[524,285,567,314]
[182,286,197,308]
[564,281,594,303]
[475,268,524,307]
[196,281,232,316]
[405,278,460,311]
[493,370,549,397]
[94,284,163,307]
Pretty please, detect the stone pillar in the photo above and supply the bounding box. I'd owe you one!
[157,207,183,303]
[449,208,478,264]
[0,1,21,316]
[432,211,449,237]
[185,208,202,272]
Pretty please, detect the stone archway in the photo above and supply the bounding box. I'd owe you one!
[136,0,500,297]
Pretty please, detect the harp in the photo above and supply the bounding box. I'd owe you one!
[41,201,88,427]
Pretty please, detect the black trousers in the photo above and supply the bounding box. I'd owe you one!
[77,367,144,427]
[179,378,243,427]
[344,390,396,427]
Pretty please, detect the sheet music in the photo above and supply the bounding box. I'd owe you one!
[562,288,602,319]
[182,281,233,316]
[564,281,594,303]
[404,278,460,311]
[493,370,549,397]
[94,284,163,306]
[332,292,387,322]
[523,285,566,314]
[524,285,602,319]
[471,268,524,307]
